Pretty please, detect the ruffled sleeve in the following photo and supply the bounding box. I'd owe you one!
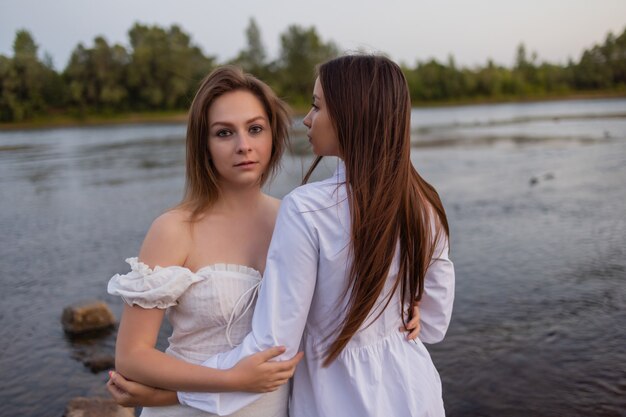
[107,257,203,309]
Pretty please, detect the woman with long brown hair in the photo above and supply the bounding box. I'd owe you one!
[176,55,455,416]
[106,66,303,416]
[108,56,452,416]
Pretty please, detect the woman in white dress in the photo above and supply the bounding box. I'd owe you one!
[178,55,455,416]
[106,66,303,417]
[109,56,440,416]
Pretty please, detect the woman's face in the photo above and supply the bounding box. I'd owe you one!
[303,78,340,157]
[208,90,273,188]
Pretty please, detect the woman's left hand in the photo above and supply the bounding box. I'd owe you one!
[107,371,179,407]
[400,303,421,340]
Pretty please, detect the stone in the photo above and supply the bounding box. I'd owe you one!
[64,397,134,417]
[83,353,115,373]
[62,300,116,334]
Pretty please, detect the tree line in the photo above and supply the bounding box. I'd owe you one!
[1,19,624,122]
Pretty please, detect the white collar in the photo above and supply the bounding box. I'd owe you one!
[333,159,346,181]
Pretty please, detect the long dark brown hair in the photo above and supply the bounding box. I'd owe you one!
[304,55,450,366]
[181,66,291,219]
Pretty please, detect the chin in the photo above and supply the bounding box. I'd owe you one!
[236,176,265,188]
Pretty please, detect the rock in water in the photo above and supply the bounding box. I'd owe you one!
[84,353,115,373]
[64,397,134,417]
[62,300,116,334]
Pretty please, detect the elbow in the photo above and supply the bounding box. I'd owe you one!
[114,346,143,377]
[418,326,447,344]
[418,312,452,344]
[114,351,132,376]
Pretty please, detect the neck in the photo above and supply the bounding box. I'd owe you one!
[213,183,265,213]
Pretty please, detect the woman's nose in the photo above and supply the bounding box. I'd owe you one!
[236,133,252,153]
[303,112,312,128]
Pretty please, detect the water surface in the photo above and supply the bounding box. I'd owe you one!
[1,98,624,416]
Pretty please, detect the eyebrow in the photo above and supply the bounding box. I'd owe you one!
[312,95,320,101]
[210,116,267,129]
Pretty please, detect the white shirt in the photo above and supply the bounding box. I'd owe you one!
[179,163,455,417]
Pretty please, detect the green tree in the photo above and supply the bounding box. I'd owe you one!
[64,37,129,113]
[0,54,14,121]
[513,43,541,94]
[611,29,626,86]
[471,59,500,97]
[575,45,612,89]
[0,30,61,121]
[10,30,45,119]
[408,59,463,101]
[276,25,338,104]
[126,23,214,110]
[233,18,267,77]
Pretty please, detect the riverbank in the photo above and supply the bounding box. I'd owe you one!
[411,89,626,108]
[0,111,188,131]
[1,91,624,131]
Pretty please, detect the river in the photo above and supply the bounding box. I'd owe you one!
[1,98,624,416]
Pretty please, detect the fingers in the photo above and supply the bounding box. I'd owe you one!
[107,373,132,406]
[408,304,421,339]
[256,346,287,362]
[256,351,303,391]
[106,378,120,397]
[262,377,291,392]
[400,304,421,340]
[109,371,133,393]
[408,304,420,327]
[283,351,305,368]
[270,351,304,372]
[272,370,297,381]
[406,326,420,340]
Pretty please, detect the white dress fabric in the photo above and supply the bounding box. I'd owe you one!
[178,162,456,417]
[107,258,289,417]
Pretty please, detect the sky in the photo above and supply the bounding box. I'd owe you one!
[1,0,625,71]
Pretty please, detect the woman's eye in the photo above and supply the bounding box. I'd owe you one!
[249,125,263,134]
[311,103,319,111]
[216,129,231,137]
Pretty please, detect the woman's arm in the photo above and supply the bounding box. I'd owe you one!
[108,371,179,407]
[114,211,229,391]
[116,305,296,392]
[114,211,300,393]
[417,232,455,344]
[178,193,318,414]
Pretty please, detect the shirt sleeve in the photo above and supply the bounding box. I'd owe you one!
[178,193,319,415]
[418,232,455,344]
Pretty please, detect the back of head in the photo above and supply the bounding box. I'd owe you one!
[315,55,449,366]
[318,54,412,176]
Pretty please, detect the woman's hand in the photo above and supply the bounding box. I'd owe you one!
[401,303,421,340]
[228,346,304,393]
[107,371,179,407]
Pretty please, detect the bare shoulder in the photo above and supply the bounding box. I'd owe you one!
[153,207,191,229]
[262,195,282,221]
[146,208,193,242]
[266,195,282,213]
[139,208,193,268]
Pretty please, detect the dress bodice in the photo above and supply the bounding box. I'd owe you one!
[108,259,289,417]
[108,258,262,363]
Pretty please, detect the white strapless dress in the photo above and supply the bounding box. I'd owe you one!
[108,258,289,417]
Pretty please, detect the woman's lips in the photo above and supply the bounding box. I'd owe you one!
[234,161,258,168]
